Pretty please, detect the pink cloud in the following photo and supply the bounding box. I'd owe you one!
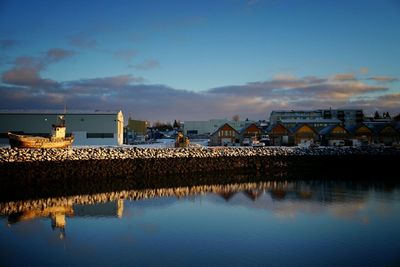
[367,76,398,82]
[331,73,356,81]
[46,48,76,63]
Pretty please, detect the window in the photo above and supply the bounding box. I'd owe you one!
[187,130,198,135]
[87,133,114,138]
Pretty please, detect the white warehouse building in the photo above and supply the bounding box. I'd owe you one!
[0,110,124,146]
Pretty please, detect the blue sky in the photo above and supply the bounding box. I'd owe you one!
[0,0,399,121]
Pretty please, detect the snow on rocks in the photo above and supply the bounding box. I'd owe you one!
[0,146,398,163]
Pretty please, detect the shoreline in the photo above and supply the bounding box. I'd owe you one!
[1,146,399,202]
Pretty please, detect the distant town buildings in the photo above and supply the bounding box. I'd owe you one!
[270,109,364,127]
[0,108,399,147]
[183,119,255,137]
[204,109,399,147]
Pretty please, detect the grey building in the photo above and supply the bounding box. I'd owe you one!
[0,110,124,146]
[270,109,363,126]
[183,119,254,136]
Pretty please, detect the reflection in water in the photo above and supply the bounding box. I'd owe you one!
[1,180,400,267]
[2,180,399,230]
[4,200,124,237]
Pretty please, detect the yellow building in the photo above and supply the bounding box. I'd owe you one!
[291,124,318,145]
[346,123,374,144]
[127,118,148,135]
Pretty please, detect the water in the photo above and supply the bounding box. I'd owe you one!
[1,180,400,267]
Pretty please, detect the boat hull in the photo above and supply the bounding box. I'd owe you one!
[8,132,74,149]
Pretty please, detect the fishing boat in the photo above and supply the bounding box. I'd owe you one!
[8,115,74,148]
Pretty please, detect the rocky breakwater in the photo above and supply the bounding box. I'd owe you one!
[2,146,399,163]
[0,146,399,200]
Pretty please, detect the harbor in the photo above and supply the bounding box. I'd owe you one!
[1,146,399,202]
[1,178,400,267]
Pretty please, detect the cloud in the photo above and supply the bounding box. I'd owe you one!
[0,68,398,121]
[0,39,18,50]
[291,82,387,100]
[134,59,160,70]
[2,56,54,89]
[351,93,400,111]
[360,67,369,74]
[69,34,97,49]
[204,75,391,119]
[375,93,400,108]
[66,74,144,92]
[331,73,356,81]
[1,49,74,89]
[113,49,137,63]
[2,67,58,88]
[207,75,318,96]
[45,48,76,63]
[367,76,398,83]
[207,75,386,101]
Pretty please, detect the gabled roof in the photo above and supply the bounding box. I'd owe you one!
[266,122,291,133]
[345,123,373,134]
[210,123,238,136]
[319,124,348,135]
[290,123,318,134]
[364,122,398,134]
[239,123,262,134]
[370,124,390,134]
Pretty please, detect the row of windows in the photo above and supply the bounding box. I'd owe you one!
[218,130,235,137]
[187,130,198,135]
[1,132,114,139]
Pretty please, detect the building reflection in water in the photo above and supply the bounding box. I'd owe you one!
[6,199,124,238]
[1,180,399,235]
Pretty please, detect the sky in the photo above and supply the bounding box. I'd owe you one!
[0,0,399,122]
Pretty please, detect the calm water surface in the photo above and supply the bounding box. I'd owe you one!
[1,180,400,267]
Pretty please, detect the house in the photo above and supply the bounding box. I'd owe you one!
[319,124,349,146]
[346,123,374,145]
[239,123,263,144]
[291,124,318,145]
[209,123,239,146]
[370,123,399,145]
[267,123,292,146]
